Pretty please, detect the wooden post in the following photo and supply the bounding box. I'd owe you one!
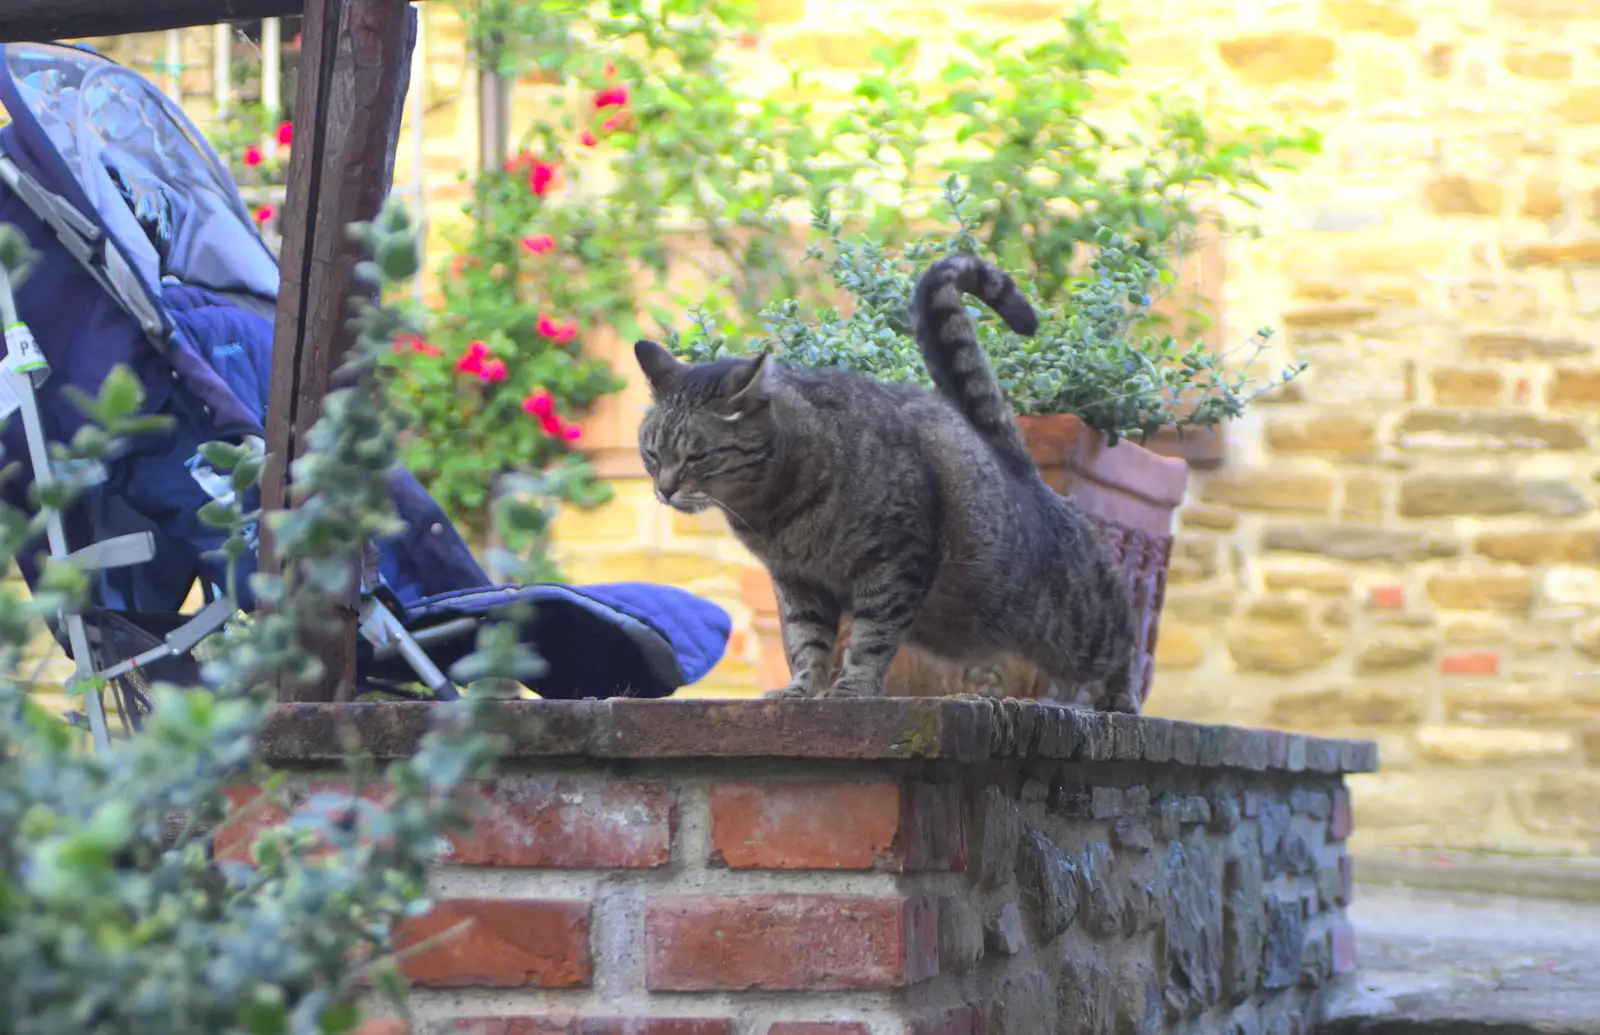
[259,0,416,702]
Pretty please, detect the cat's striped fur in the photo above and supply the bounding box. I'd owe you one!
[634,254,1141,710]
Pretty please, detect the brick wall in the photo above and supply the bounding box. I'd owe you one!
[245,699,1372,1034]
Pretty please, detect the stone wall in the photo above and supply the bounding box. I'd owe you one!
[239,699,1373,1034]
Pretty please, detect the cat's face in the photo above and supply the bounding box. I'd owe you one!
[633,340,775,514]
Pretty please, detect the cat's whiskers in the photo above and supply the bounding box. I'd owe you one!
[704,492,758,534]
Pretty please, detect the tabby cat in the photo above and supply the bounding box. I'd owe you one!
[633,255,1141,711]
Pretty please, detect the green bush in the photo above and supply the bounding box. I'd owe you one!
[0,204,535,1034]
[673,182,1307,444]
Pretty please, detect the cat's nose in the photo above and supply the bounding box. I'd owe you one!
[657,467,683,500]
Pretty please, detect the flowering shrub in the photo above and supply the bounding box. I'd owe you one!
[212,101,293,229]
[386,0,1315,530]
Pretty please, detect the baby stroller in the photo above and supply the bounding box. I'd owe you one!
[0,41,730,752]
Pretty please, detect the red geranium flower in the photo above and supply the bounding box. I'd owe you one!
[522,235,556,255]
[594,85,628,109]
[276,121,294,147]
[457,340,490,375]
[529,160,557,196]
[601,113,629,133]
[479,358,509,383]
[537,315,580,343]
[539,412,565,438]
[563,423,583,442]
[522,389,555,417]
[254,204,275,224]
[579,129,598,148]
[243,145,263,167]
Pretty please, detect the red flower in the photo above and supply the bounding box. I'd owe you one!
[539,412,565,438]
[603,60,617,79]
[563,423,583,442]
[522,234,556,255]
[276,121,293,147]
[537,315,580,343]
[529,160,557,196]
[479,358,509,383]
[594,85,629,109]
[393,333,439,356]
[601,113,628,133]
[522,390,555,418]
[243,145,263,167]
[457,340,490,375]
[579,129,598,148]
[254,204,275,224]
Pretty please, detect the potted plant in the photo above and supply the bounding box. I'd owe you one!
[671,183,1305,707]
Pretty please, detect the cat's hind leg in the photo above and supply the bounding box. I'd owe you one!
[824,562,933,699]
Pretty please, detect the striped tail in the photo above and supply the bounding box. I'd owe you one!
[909,255,1040,477]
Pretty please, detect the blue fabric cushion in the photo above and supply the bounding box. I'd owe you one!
[367,582,733,699]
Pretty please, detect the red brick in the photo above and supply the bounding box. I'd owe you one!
[396,899,591,988]
[710,781,963,871]
[214,781,387,865]
[1440,650,1499,676]
[1339,853,1355,906]
[1329,923,1358,973]
[457,1021,731,1035]
[907,1003,985,1035]
[448,778,672,868]
[1369,585,1405,610]
[354,1022,409,1035]
[768,1024,870,1035]
[645,894,938,991]
[1329,787,1354,842]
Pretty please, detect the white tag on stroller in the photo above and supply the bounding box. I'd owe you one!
[3,322,49,387]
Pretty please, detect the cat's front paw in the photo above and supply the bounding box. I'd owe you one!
[1095,691,1141,714]
[820,677,882,699]
[764,683,810,700]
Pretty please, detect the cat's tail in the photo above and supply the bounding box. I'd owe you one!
[910,254,1040,477]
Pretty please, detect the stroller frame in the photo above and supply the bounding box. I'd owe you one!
[0,42,731,739]
[0,155,458,751]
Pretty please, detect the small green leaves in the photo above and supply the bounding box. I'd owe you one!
[0,222,39,285]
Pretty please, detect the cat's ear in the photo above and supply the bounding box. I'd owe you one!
[634,340,684,394]
[722,350,772,418]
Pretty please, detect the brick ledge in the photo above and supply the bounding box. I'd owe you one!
[256,698,1378,773]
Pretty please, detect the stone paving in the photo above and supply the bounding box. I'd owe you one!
[1323,883,1600,1035]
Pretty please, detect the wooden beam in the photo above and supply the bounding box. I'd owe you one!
[1,0,297,42]
[259,0,415,702]
[0,0,434,43]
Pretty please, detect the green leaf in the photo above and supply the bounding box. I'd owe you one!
[97,364,146,423]
[318,1002,361,1035]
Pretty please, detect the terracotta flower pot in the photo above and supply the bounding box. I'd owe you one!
[758,413,1189,708]
[739,568,790,693]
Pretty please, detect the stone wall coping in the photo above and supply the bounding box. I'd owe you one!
[257,698,1378,773]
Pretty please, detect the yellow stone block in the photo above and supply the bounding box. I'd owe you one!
[561,550,735,589]
[551,496,644,542]
[1416,725,1575,765]
[670,508,734,539]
